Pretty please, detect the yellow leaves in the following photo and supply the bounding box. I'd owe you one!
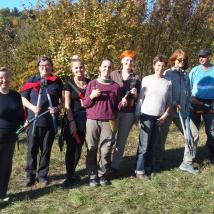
[11,18,19,28]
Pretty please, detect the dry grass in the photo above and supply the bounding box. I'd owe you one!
[1,125,214,213]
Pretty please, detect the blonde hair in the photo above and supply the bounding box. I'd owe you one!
[70,59,85,71]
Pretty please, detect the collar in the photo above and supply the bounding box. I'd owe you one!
[97,75,112,84]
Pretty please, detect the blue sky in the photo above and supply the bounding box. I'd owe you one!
[0,0,37,10]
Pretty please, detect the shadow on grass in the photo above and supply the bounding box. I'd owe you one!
[0,171,89,210]
[0,184,59,210]
[111,144,209,180]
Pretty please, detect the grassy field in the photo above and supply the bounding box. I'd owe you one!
[1,126,214,214]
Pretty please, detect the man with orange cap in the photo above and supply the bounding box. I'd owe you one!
[110,50,141,173]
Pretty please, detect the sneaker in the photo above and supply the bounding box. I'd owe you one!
[26,177,35,187]
[89,177,99,187]
[99,176,111,186]
[0,196,10,203]
[179,162,199,174]
[136,173,150,180]
[60,179,73,189]
[39,177,49,186]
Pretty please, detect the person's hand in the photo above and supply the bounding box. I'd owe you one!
[32,106,41,114]
[176,104,181,112]
[121,97,128,107]
[156,112,168,126]
[130,87,137,97]
[48,106,59,114]
[89,88,101,100]
[24,120,29,127]
[190,97,203,105]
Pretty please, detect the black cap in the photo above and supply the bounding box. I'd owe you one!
[198,48,212,56]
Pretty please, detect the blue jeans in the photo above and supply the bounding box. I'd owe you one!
[135,114,160,174]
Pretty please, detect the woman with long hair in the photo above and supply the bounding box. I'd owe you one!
[156,49,198,174]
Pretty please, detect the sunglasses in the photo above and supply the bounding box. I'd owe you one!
[199,55,208,58]
[176,58,187,63]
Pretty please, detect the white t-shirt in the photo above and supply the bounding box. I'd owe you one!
[135,74,172,117]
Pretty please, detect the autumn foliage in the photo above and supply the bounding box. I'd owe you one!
[0,0,213,89]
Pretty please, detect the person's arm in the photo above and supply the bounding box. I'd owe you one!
[64,90,77,135]
[135,78,145,119]
[17,94,25,126]
[156,82,172,126]
[21,96,40,114]
[188,70,203,106]
[83,81,101,108]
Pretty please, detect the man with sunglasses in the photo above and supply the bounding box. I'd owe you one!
[189,48,214,163]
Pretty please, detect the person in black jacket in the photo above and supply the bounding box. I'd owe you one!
[0,67,24,202]
[21,56,63,187]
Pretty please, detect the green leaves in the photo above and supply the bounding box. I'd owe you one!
[0,0,213,89]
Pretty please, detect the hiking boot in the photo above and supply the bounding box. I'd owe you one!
[60,179,73,189]
[99,176,111,186]
[179,162,199,174]
[39,177,49,186]
[89,177,99,187]
[26,177,35,187]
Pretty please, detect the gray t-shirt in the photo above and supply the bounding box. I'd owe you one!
[135,74,172,117]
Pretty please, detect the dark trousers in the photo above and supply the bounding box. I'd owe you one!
[26,126,55,179]
[190,111,214,161]
[64,111,86,180]
[0,142,15,198]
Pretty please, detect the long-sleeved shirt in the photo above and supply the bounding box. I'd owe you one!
[0,90,24,143]
[189,64,214,99]
[164,67,190,118]
[21,74,63,127]
[83,79,120,120]
[110,70,141,113]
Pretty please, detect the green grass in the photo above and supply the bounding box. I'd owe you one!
[1,125,214,214]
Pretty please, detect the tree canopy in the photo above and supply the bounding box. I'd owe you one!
[0,0,213,89]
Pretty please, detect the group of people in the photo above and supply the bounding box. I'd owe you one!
[0,47,213,202]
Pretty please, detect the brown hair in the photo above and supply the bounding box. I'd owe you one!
[153,55,168,66]
[168,49,189,70]
[37,56,53,67]
[101,58,113,64]
[0,67,11,74]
